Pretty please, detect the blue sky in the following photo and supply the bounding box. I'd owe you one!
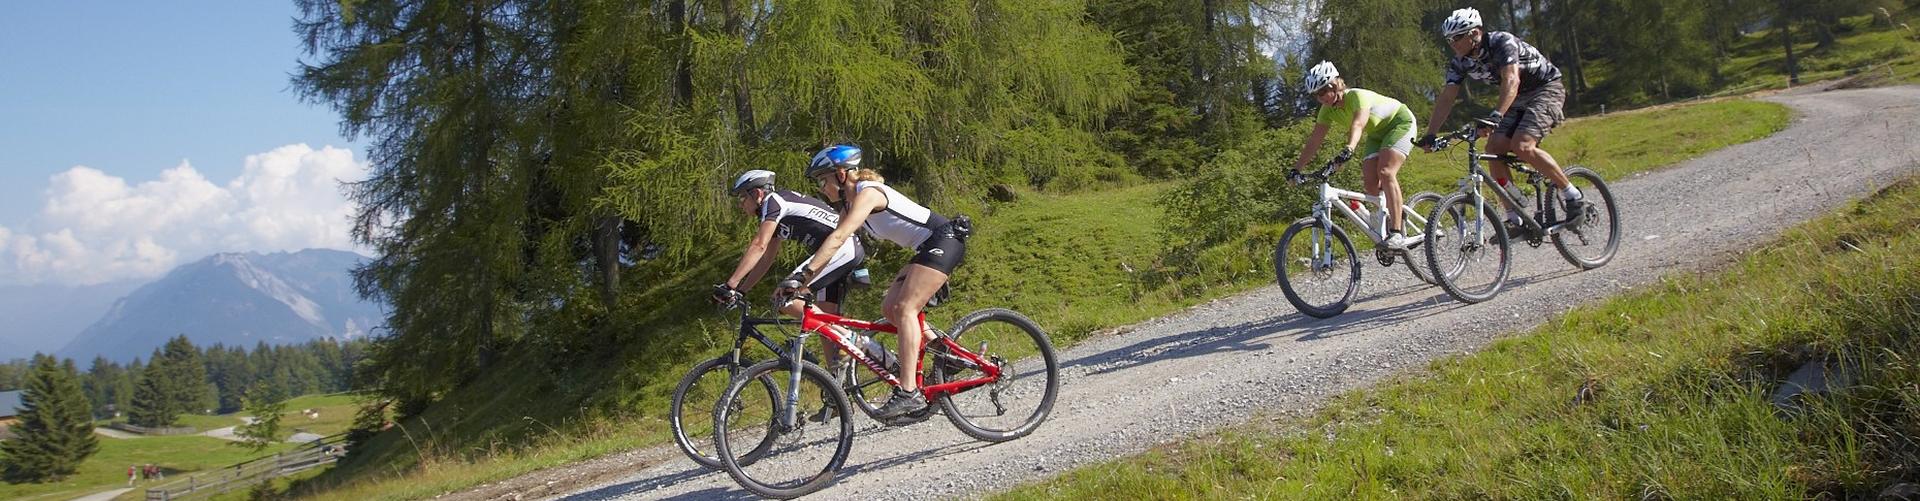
[0,2,366,286]
[0,1,356,226]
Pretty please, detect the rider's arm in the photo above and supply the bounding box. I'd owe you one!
[1494,65,1520,116]
[724,219,782,289]
[1294,124,1331,171]
[1343,106,1367,152]
[1428,83,1461,136]
[738,238,783,291]
[799,188,886,282]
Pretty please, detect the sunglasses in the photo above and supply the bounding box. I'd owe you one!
[1448,31,1475,42]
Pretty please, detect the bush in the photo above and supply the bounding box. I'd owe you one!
[1151,122,1358,293]
[1160,122,1327,254]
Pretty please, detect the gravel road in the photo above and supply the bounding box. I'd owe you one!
[507,85,1920,501]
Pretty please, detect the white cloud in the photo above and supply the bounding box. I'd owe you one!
[1,144,367,285]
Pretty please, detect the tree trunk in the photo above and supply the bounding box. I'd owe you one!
[721,0,757,144]
[1780,0,1800,85]
[670,0,694,108]
[592,216,620,306]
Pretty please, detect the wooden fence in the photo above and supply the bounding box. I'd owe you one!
[143,434,346,501]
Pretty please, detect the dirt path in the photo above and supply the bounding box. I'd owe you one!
[493,86,1920,501]
[67,487,133,501]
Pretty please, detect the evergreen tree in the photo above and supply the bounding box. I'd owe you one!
[82,357,130,419]
[0,354,99,482]
[293,0,1134,405]
[234,384,286,453]
[127,364,174,428]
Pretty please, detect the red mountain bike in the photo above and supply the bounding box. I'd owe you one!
[711,285,1060,499]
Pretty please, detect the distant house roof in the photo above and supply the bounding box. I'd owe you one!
[0,390,22,419]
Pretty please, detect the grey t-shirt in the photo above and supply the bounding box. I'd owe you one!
[1444,31,1562,93]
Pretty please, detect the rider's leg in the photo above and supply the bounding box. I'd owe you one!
[1360,155,1381,202]
[882,264,949,393]
[1512,133,1575,194]
[1376,149,1409,232]
[780,299,847,366]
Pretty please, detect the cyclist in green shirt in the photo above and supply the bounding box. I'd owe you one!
[1289,61,1421,250]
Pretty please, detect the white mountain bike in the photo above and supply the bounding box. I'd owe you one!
[1275,160,1444,318]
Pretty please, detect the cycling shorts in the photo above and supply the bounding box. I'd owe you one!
[1362,107,1417,160]
[908,223,967,276]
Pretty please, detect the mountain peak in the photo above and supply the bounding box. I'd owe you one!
[54,248,385,362]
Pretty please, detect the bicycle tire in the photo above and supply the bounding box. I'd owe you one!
[714,359,853,499]
[670,356,778,470]
[1276,217,1360,318]
[1402,191,1445,285]
[933,308,1060,442]
[1552,167,1621,269]
[1425,192,1510,303]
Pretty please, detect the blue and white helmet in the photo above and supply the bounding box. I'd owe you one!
[806,144,863,178]
[730,169,775,196]
[1441,8,1482,38]
[1303,61,1340,93]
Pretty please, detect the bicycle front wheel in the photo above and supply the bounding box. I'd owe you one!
[714,359,853,499]
[1276,218,1360,318]
[671,356,777,470]
[934,308,1060,442]
[1401,191,1444,286]
[1425,193,1510,303]
[1552,166,1621,269]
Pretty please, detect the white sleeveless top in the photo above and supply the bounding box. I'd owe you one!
[855,181,947,249]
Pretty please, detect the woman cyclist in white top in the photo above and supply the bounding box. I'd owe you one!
[787,144,967,419]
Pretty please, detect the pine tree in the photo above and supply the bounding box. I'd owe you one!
[127,366,174,428]
[0,354,100,482]
[234,384,286,453]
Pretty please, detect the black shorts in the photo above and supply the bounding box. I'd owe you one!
[798,240,865,305]
[908,226,966,276]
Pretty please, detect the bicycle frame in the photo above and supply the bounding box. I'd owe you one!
[1310,181,1433,245]
[1446,129,1572,238]
[792,307,1003,399]
[756,298,1004,428]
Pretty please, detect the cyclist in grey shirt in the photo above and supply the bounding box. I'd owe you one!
[1418,7,1588,234]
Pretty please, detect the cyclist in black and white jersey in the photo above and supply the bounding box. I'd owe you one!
[1418,7,1587,236]
[788,144,968,419]
[713,169,866,329]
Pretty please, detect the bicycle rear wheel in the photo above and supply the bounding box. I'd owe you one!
[933,308,1060,442]
[1401,191,1444,285]
[1425,192,1510,303]
[714,359,853,499]
[1552,167,1621,269]
[671,356,778,470]
[1276,217,1360,318]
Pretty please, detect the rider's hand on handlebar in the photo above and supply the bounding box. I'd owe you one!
[775,274,811,303]
[710,283,744,307]
[1287,169,1306,186]
[1414,133,1437,152]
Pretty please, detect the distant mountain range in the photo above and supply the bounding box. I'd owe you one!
[0,249,389,363]
[0,280,143,358]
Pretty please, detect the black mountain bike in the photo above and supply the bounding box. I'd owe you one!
[1420,119,1622,303]
[668,298,901,470]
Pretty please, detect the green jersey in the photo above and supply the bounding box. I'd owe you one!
[1315,88,1411,139]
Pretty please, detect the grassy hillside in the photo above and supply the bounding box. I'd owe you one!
[995,176,1920,499]
[1718,9,1920,94]
[282,95,1794,501]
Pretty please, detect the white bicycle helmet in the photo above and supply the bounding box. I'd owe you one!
[730,169,775,196]
[1303,60,1340,93]
[1441,8,1482,38]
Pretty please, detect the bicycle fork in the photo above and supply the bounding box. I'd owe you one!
[780,334,810,430]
